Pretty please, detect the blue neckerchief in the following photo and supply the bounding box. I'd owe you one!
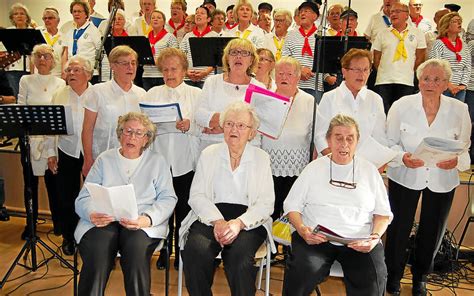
[72,24,90,55]
[382,15,391,27]
[90,16,104,27]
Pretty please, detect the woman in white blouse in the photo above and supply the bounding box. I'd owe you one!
[142,48,201,270]
[180,101,275,296]
[195,38,263,153]
[255,48,276,90]
[82,46,145,176]
[47,55,92,256]
[227,0,265,48]
[261,57,314,222]
[18,44,66,240]
[385,59,471,296]
[283,114,392,296]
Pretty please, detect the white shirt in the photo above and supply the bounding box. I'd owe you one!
[131,16,152,37]
[261,90,314,177]
[364,11,391,41]
[142,82,201,176]
[194,74,263,150]
[283,155,393,239]
[83,79,144,159]
[228,23,265,48]
[315,82,388,166]
[39,28,64,77]
[408,16,433,34]
[372,25,426,86]
[62,21,101,72]
[386,93,471,193]
[143,32,179,78]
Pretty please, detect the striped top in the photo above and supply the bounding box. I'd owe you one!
[143,32,179,78]
[428,39,471,86]
[468,40,474,91]
[281,27,323,91]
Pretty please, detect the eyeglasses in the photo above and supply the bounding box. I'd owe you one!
[229,49,252,57]
[223,121,252,130]
[420,77,447,86]
[390,9,409,14]
[65,67,85,74]
[121,128,149,138]
[346,67,371,74]
[411,3,423,7]
[42,16,56,21]
[329,156,357,189]
[34,53,53,60]
[273,18,287,23]
[115,60,137,67]
[258,56,273,63]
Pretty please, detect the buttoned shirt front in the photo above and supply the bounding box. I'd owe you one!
[62,21,101,72]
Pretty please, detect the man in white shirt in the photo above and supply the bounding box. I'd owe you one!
[364,0,399,42]
[263,9,292,61]
[325,4,343,36]
[408,0,432,33]
[372,2,426,113]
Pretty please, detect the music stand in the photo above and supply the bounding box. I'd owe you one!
[0,29,46,71]
[104,36,155,66]
[312,36,371,74]
[189,37,235,72]
[0,105,78,293]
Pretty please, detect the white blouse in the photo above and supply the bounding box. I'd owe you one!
[261,90,315,177]
[386,93,471,192]
[142,82,201,176]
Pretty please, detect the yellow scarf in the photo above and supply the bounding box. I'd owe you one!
[236,30,251,40]
[273,36,285,61]
[141,19,152,36]
[44,32,60,47]
[391,28,408,62]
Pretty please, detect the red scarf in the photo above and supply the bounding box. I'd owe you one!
[410,15,423,27]
[299,24,317,56]
[192,25,212,37]
[113,30,128,37]
[336,30,358,37]
[148,29,168,55]
[168,18,185,36]
[225,22,238,30]
[440,37,463,62]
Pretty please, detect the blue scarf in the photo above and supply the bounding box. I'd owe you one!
[72,24,90,55]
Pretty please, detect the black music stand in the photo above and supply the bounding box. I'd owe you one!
[312,36,371,74]
[0,29,46,71]
[104,36,155,66]
[0,105,78,294]
[189,37,235,72]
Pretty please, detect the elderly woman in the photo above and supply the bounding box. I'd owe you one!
[39,7,63,77]
[261,57,314,222]
[283,114,392,296]
[75,112,177,295]
[143,10,179,90]
[315,49,389,170]
[228,0,265,48]
[385,59,471,296]
[210,9,226,36]
[428,12,471,102]
[46,55,92,255]
[263,9,292,62]
[82,45,145,177]
[180,101,275,295]
[142,48,201,269]
[17,44,66,239]
[195,38,263,153]
[62,0,101,82]
[255,48,276,90]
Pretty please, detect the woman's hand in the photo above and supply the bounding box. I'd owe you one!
[348,234,380,253]
[436,157,458,170]
[297,225,327,245]
[219,219,244,245]
[176,119,190,132]
[90,212,114,227]
[300,67,315,81]
[120,215,152,230]
[402,152,424,168]
[213,219,228,247]
[47,156,58,174]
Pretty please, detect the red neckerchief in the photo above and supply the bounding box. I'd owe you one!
[168,18,185,36]
[192,25,212,37]
[410,15,423,27]
[113,30,128,37]
[225,21,238,30]
[148,29,168,55]
[299,24,317,56]
[336,30,358,36]
[440,37,463,62]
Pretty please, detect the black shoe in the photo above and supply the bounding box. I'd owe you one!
[0,207,9,221]
[62,239,75,256]
[53,225,62,236]
[412,280,427,296]
[386,281,401,295]
[156,252,167,270]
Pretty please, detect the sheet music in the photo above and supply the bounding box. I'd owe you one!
[413,137,468,167]
[84,183,138,220]
[139,102,183,135]
[312,225,369,245]
[357,136,397,168]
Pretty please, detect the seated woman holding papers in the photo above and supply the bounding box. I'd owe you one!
[75,112,177,296]
[283,114,392,296]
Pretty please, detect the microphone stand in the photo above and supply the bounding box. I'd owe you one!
[95,0,119,83]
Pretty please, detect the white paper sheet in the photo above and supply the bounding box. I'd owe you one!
[357,136,398,168]
[413,137,468,167]
[85,183,138,220]
[139,102,183,135]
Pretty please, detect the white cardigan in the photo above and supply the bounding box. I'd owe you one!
[179,142,276,253]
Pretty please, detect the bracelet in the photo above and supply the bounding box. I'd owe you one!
[141,213,153,227]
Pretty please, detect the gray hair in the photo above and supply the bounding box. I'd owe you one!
[325,114,360,141]
[416,58,452,81]
[32,44,56,69]
[65,55,93,78]
[275,56,302,79]
[273,9,292,26]
[116,112,157,150]
[220,101,260,131]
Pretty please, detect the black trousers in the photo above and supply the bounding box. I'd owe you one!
[56,149,83,241]
[19,138,60,232]
[271,175,297,221]
[182,217,266,296]
[374,83,414,114]
[284,232,387,296]
[385,180,455,283]
[77,222,161,296]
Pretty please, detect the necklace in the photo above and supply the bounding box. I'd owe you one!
[230,153,242,161]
